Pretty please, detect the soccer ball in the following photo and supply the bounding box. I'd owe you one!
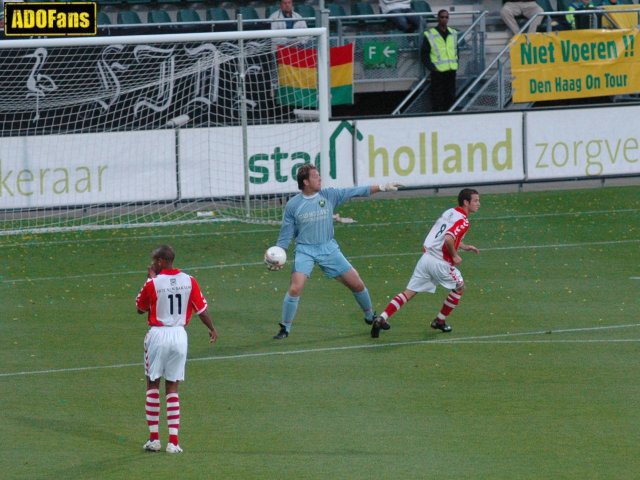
[265,246,287,267]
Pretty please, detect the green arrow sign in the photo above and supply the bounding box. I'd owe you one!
[363,41,398,69]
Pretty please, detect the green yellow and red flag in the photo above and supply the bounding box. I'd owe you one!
[276,43,354,107]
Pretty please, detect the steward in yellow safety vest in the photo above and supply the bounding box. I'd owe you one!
[420,9,459,112]
[423,26,458,72]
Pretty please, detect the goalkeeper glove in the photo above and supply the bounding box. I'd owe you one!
[379,182,402,192]
[264,254,284,271]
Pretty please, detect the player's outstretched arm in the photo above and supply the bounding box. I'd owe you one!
[371,183,403,194]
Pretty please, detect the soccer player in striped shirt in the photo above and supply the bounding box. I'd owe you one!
[136,245,217,453]
[371,188,480,337]
[268,164,401,339]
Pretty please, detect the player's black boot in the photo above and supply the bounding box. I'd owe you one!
[430,318,452,333]
[273,323,289,339]
[370,315,391,338]
[364,313,375,325]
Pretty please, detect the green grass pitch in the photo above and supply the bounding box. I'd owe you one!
[2,185,639,479]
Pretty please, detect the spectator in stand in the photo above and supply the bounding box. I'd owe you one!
[501,0,544,35]
[567,0,599,29]
[269,0,308,32]
[421,9,459,112]
[268,0,309,95]
[379,0,421,33]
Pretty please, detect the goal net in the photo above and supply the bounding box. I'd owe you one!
[0,28,329,235]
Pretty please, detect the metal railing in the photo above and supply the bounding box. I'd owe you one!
[392,10,488,115]
[451,7,640,112]
[98,8,486,95]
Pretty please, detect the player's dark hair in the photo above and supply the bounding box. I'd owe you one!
[458,188,479,206]
[296,164,317,190]
[153,245,175,262]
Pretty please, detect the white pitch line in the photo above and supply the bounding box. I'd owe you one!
[3,238,639,284]
[1,323,639,379]
[438,339,640,344]
[3,207,639,249]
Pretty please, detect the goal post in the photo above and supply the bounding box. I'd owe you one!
[0,28,330,234]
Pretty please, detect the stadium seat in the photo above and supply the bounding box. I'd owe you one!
[117,10,142,24]
[206,7,230,22]
[327,2,355,28]
[147,9,172,24]
[410,0,433,25]
[411,0,432,13]
[327,3,348,18]
[235,6,260,20]
[297,4,317,21]
[352,2,385,24]
[535,0,554,11]
[97,11,112,25]
[265,5,279,18]
[177,9,201,23]
[124,0,153,6]
[96,0,122,7]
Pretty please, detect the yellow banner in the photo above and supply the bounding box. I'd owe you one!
[511,29,640,103]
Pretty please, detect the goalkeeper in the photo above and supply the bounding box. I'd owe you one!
[267,164,401,339]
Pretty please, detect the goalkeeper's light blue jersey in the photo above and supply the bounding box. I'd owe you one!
[276,186,370,252]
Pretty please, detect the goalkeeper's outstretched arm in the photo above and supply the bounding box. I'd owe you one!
[371,183,403,194]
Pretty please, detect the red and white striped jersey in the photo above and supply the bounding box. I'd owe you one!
[422,207,470,265]
[136,269,207,327]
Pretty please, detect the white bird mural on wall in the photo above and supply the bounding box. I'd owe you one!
[24,47,58,122]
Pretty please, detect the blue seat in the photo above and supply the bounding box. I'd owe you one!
[536,0,554,11]
[177,9,201,23]
[207,7,230,22]
[98,11,111,25]
[411,0,433,25]
[411,0,432,13]
[295,3,316,27]
[147,9,172,24]
[327,2,347,17]
[95,0,122,7]
[265,5,279,17]
[235,6,260,20]
[117,10,142,24]
[352,2,385,24]
[327,2,355,28]
[124,0,152,5]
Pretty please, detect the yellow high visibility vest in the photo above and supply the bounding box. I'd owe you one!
[425,27,458,72]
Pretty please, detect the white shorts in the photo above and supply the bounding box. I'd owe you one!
[144,326,188,382]
[406,254,464,293]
